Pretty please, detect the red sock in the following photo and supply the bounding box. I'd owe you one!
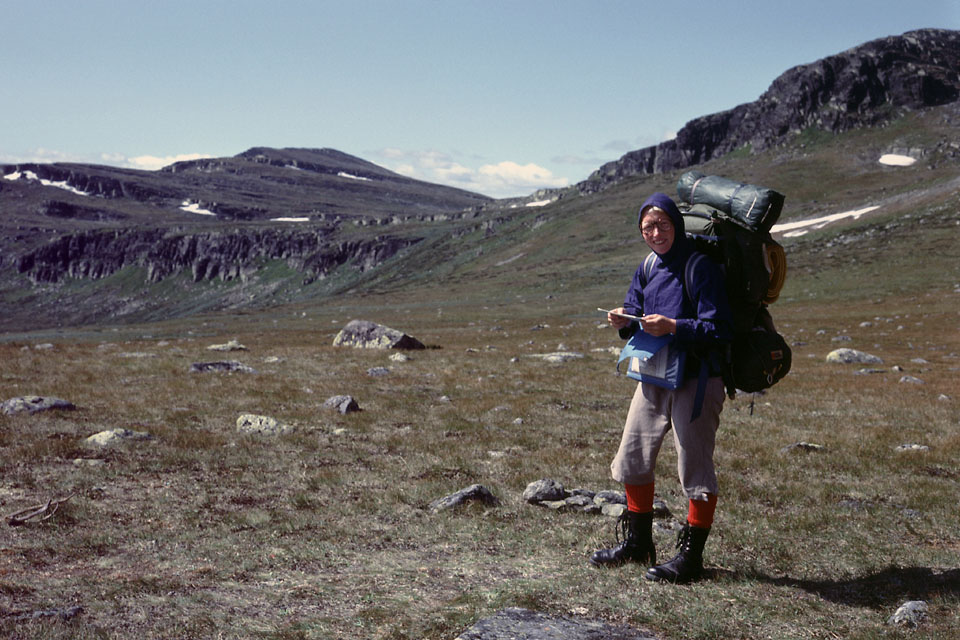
[624,483,655,513]
[687,493,718,528]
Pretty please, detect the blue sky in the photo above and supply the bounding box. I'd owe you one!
[2,1,957,198]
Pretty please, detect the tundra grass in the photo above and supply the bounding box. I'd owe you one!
[2,225,959,639]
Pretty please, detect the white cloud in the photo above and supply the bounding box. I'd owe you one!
[372,148,568,199]
[1,148,214,171]
[127,153,213,171]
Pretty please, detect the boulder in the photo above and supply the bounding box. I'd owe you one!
[1,395,76,415]
[332,320,425,350]
[456,607,657,640]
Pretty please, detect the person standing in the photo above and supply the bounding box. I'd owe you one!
[590,192,732,584]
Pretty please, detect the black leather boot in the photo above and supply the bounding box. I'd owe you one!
[589,510,656,567]
[644,521,710,583]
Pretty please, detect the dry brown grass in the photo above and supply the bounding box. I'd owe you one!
[1,223,959,639]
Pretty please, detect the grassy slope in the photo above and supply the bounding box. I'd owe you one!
[1,110,959,639]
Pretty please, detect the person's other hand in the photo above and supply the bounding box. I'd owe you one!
[639,314,676,337]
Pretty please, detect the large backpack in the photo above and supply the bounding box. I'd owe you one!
[670,171,792,397]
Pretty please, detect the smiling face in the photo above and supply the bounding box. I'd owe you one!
[640,206,675,254]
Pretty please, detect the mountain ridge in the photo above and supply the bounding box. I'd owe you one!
[2,28,959,332]
[573,28,960,194]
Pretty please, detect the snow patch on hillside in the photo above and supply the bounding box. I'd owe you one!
[4,170,92,196]
[338,171,370,181]
[179,200,216,216]
[879,154,916,167]
[772,206,881,238]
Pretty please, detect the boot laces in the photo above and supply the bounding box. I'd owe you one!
[614,511,631,546]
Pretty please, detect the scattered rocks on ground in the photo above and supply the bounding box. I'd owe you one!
[1,395,76,415]
[117,352,157,358]
[429,484,498,513]
[85,428,153,447]
[323,395,360,414]
[826,348,883,365]
[529,352,585,363]
[332,320,425,350]
[523,480,672,518]
[207,339,247,352]
[887,600,928,627]
[189,361,257,374]
[236,414,294,436]
[456,607,657,640]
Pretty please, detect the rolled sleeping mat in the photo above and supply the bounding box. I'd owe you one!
[677,171,785,233]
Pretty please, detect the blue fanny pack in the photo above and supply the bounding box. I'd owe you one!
[617,330,686,390]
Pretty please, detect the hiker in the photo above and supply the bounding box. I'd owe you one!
[591,192,732,584]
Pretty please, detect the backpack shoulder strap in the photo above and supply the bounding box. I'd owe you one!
[639,251,658,287]
[683,251,708,303]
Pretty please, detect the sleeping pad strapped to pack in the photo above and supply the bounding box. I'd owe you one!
[676,171,791,395]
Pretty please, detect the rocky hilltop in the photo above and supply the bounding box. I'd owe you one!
[581,28,960,191]
[2,29,959,331]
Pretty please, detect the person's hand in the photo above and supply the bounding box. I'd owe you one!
[607,307,632,330]
[639,314,676,337]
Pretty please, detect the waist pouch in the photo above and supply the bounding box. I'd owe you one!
[617,330,686,390]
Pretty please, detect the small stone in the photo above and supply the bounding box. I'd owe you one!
[207,339,247,352]
[593,490,627,505]
[602,503,627,518]
[236,414,294,436]
[323,395,360,414]
[899,375,924,384]
[367,367,390,377]
[896,443,930,452]
[389,353,410,362]
[85,428,153,447]
[781,442,824,453]
[189,361,256,374]
[429,484,497,513]
[1,395,76,415]
[529,352,584,363]
[826,348,883,365]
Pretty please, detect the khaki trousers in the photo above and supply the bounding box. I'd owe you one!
[610,376,725,500]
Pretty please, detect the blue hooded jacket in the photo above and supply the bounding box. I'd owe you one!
[622,192,732,376]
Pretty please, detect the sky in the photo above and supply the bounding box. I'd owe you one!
[2,1,957,199]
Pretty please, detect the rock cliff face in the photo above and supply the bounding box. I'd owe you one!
[584,29,960,191]
[14,227,421,285]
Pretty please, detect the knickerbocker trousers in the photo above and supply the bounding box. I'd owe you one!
[610,376,725,500]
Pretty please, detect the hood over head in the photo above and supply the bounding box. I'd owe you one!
[637,192,685,235]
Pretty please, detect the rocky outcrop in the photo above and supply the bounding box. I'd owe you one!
[583,29,960,191]
[13,227,422,284]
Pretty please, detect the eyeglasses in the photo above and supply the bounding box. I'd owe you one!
[640,220,673,235]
